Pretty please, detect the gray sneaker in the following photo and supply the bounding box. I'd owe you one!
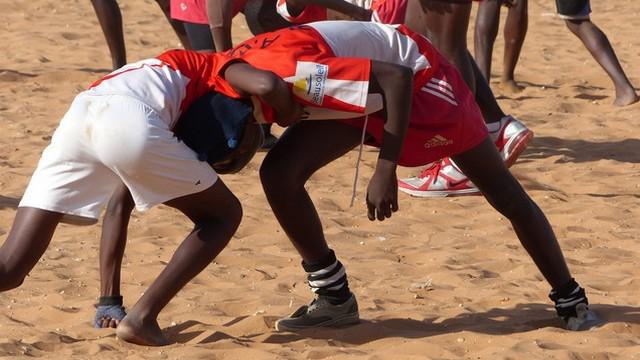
[275,295,360,331]
[565,303,604,331]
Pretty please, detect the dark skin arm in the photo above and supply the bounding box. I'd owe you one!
[287,0,372,20]
[365,60,413,221]
[224,62,304,127]
[207,0,234,52]
[97,183,134,328]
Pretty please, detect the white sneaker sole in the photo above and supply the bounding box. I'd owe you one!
[398,186,480,198]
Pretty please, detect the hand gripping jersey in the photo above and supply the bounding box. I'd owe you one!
[86,50,242,129]
[227,21,440,123]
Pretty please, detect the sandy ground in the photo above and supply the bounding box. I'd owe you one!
[1,0,640,358]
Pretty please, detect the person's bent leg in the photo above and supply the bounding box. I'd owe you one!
[0,208,62,291]
[116,180,242,346]
[452,138,600,329]
[565,19,637,106]
[90,0,126,69]
[474,0,502,81]
[501,0,527,92]
[260,121,363,330]
[260,121,362,262]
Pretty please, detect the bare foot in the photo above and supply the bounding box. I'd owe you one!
[500,79,524,94]
[116,315,169,346]
[613,88,639,106]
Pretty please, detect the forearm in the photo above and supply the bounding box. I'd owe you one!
[369,60,413,168]
[99,184,134,297]
[207,0,233,51]
[225,63,300,125]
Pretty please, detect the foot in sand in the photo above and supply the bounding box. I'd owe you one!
[613,88,638,106]
[500,78,524,93]
[116,315,170,346]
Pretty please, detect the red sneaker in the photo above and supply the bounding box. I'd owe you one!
[493,115,534,168]
[397,158,480,197]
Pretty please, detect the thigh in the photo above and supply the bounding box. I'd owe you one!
[262,121,363,181]
[451,136,519,195]
[165,178,240,225]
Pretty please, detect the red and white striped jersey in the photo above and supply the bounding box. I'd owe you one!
[227,21,439,123]
[87,50,241,129]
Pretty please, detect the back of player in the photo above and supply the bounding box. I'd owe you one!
[230,21,439,101]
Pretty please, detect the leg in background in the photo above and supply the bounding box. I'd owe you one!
[474,0,502,81]
[155,0,193,49]
[90,0,127,69]
[565,18,637,106]
[501,0,528,92]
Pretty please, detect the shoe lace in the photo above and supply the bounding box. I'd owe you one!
[418,161,443,184]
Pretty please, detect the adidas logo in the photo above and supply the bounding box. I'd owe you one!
[423,135,453,148]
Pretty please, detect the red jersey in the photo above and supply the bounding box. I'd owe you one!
[87,50,241,129]
[227,21,439,123]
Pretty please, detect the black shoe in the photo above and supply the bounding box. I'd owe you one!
[275,295,359,332]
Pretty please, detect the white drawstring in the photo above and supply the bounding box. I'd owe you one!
[350,115,369,207]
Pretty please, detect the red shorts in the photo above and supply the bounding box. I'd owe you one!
[170,0,246,24]
[344,63,488,167]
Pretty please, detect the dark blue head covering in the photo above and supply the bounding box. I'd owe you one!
[174,92,254,164]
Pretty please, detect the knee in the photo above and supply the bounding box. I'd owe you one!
[200,194,242,246]
[484,181,535,221]
[221,194,243,234]
[564,19,584,35]
[260,155,307,195]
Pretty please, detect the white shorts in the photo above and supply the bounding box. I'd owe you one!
[19,93,218,223]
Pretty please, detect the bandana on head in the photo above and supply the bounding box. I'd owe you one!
[175,92,253,164]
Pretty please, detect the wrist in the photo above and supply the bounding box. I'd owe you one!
[374,158,397,174]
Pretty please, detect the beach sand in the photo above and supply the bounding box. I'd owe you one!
[0,0,639,358]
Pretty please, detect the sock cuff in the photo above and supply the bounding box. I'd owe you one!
[549,278,580,299]
[302,249,337,273]
[98,295,123,306]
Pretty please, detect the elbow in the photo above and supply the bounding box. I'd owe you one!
[252,71,281,97]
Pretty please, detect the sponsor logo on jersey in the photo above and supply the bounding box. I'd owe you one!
[289,62,328,105]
